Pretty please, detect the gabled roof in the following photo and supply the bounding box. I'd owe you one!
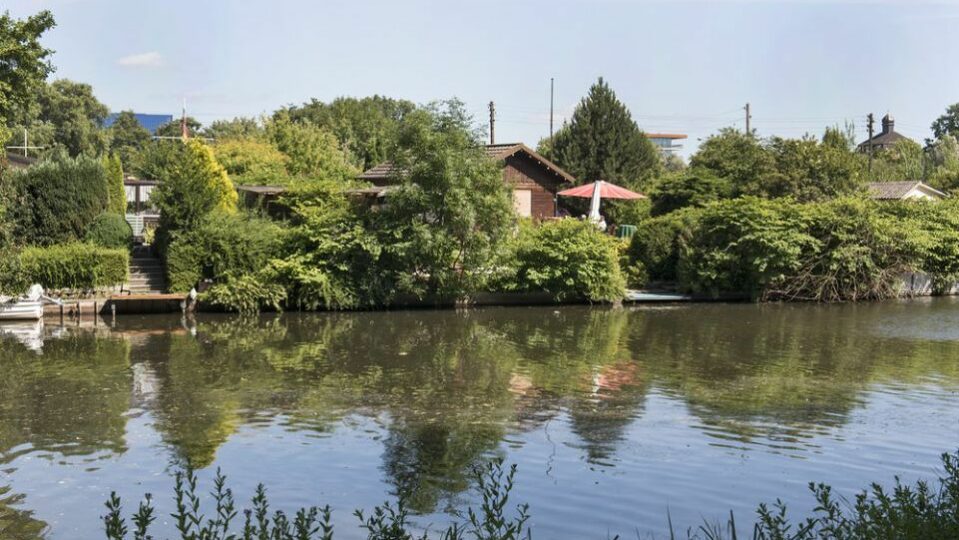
[357,143,577,185]
[858,130,908,149]
[867,181,946,200]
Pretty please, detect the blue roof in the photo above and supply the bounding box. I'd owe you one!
[104,113,174,134]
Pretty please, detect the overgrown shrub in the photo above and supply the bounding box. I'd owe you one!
[6,155,110,245]
[85,213,133,249]
[507,219,626,302]
[765,198,924,302]
[165,211,286,292]
[18,243,128,291]
[678,197,816,298]
[881,199,959,293]
[628,207,701,283]
[201,272,287,315]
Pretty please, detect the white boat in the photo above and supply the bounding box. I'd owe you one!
[0,285,61,321]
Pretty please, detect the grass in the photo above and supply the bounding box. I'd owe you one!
[102,450,959,539]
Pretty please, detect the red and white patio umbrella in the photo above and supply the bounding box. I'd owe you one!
[557,180,646,220]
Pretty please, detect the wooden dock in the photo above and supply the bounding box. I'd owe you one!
[43,293,190,319]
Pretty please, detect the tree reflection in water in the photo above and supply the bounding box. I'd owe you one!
[2,300,959,537]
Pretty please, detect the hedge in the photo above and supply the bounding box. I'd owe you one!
[85,213,133,249]
[19,243,129,291]
[5,155,110,246]
[165,212,286,292]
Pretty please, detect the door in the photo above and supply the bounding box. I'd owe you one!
[513,189,532,217]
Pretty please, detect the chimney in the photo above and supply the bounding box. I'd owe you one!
[881,114,894,135]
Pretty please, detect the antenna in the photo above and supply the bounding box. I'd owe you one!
[488,101,496,145]
[550,78,555,141]
[181,98,189,140]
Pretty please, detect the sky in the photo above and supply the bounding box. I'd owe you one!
[7,0,959,156]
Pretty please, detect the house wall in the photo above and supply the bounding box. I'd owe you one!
[501,155,562,219]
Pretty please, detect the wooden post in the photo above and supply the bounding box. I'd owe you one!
[59,303,64,325]
[93,301,98,326]
[76,302,81,326]
[111,303,116,326]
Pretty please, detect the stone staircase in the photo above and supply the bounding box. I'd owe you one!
[126,246,166,294]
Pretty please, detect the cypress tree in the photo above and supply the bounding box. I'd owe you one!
[104,153,127,214]
[552,77,662,192]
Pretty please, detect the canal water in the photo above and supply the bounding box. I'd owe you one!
[2,300,959,539]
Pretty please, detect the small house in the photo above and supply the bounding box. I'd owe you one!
[357,143,576,219]
[867,181,946,201]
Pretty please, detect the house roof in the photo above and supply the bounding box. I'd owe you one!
[357,143,577,185]
[858,130,909,149]
[236,185,286,196]
[646,133,688,140]
[867,181,946,200]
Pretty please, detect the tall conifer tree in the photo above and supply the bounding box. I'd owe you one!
[552,77,661,191]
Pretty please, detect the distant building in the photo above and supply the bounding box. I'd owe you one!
[857,114,913,153]
[103,113,174,135]
[646,133,687,155]
[867,181,945,201]
[358,143,576,219]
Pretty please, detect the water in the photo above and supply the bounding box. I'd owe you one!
[2,300,959,539]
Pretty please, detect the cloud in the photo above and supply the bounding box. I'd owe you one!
[117,52,164,68]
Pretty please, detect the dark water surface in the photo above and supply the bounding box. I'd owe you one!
[2,300,959,539]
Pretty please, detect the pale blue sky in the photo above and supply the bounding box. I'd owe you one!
[8,0,959,155]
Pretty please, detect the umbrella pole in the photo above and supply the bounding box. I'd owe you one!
[589,181,603,221]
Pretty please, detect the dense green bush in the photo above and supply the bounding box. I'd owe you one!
[85,213,132,249]
[627,207,701,282]
[6,155,110,245]
[648,169,732,216]
[201,272,287,315]
[766,198,925,302]
[506,219,626,302]
[881,199,959,293]
[677,197,816,298]
[165,211,286,292]
[18,243,128,291]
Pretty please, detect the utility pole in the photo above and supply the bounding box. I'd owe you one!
[488,101,496,145]
[549,78,555,141]
[867,113,875,174]
[744,102,752,135]
[5,128,44,157]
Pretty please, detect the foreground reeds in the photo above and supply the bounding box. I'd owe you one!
[103,450,959,539]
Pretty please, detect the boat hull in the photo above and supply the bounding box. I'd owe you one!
[0,301,44,321]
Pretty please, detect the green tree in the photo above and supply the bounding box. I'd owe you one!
[12,79,110,156]
[103,153,126,214]
[212,138,291,186]
[871,138,924,183]
[0,10,56,146]
[648,169,732,216]
[267,111,356,181]
[152,140,237,250]
[926,135,959,193]
[203,116,263,141]
[690,128,774,196]
[550,78,661,195]
[5,154,110,245]
[155,116,202,138]
[931,103,959,141]
[374,100,516,298]
[284,95,416,170]
[764,136,863,202]
[108,110,152,165]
